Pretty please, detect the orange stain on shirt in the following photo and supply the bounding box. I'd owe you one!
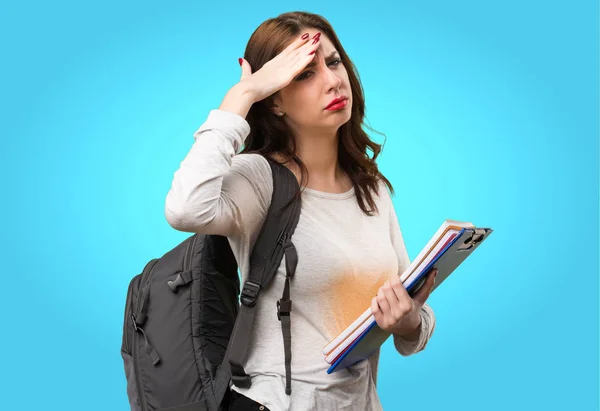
[323,269,391,340]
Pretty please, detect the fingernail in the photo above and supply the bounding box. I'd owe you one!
[301,33,309,40]
[238,58,243,66]
[308,50,316,55]
[312,36,320,45]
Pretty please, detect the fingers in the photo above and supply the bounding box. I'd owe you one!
[371,293,388,330]
[413,268,437,305]
[390,275,408,301]
[303,32,321,57]
[371,294,380,317]
[376,284,392,315]
[372,279,413,330]
[380,280,410,318]
[281,31,311,55]
[283,31,321,57]
[238,57,252,81]
[386,278,413,317]
[289,33,321,70]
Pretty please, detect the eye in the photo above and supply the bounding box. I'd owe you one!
[295,59,343,81]
[296,71,312,81]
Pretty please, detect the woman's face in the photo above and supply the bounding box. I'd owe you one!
[271,29,352,134]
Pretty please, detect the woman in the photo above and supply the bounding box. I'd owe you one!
[165,11,436,411]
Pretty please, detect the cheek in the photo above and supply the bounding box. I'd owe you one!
[342,71,351,88]
[288,90,317,111]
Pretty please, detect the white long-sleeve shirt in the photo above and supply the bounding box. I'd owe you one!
[165,109,436,411]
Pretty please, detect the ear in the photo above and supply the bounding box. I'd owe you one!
[269,93,284,116]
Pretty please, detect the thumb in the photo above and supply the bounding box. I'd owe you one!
[238,57,252,81]
[413,268,436,305]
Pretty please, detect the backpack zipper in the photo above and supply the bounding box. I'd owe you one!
[133,258,159,411]
[277,231,288,245]
[267,188,301,271]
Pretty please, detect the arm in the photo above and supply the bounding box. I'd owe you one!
[165,84,271,237]
[392,303,436,356]
[385,185,436,356]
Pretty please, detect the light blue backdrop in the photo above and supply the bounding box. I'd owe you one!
[1,1,597,410]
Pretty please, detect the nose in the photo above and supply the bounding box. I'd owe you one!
[326,67,342,92]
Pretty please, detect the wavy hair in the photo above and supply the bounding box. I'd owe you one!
[240,11,393,216]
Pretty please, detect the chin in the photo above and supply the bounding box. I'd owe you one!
[311,107,353,130]
[335,109,352,125]
[328,117,351,133]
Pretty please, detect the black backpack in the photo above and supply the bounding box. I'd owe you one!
[121,158,302,411]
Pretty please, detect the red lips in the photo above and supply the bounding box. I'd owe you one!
[325,96,348,109]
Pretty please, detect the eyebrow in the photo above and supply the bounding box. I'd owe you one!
[304,51,340,69]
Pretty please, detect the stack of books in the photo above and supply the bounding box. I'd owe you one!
[321,219,493,374]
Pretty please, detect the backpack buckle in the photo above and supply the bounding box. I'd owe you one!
[240,281,260,307]
[277,299,292,320]
[231,374,252,388]
[167,270,193,293]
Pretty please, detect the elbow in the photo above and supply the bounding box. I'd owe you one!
[165,205,192,232]
[164,193,216,233]
[164,199,191,232]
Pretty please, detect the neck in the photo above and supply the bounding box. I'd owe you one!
[292,127,348,193]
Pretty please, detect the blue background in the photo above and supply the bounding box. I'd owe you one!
[1,0,598,410]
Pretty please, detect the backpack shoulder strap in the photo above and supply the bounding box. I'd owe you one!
[223,157,301,396]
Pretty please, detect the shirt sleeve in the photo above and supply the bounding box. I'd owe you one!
[385,184,436,356]
[164,109,272,239]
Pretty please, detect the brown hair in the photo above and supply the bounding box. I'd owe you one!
[240,11,394,216]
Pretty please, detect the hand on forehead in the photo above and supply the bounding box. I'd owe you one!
[305,30,334,55]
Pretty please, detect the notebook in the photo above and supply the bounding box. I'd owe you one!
[321,220,474,358]
[323,219,493,373]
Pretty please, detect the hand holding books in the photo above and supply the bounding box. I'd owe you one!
[322,219,494,374]
[371,267,437,337]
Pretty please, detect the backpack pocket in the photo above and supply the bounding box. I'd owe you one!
[132,272,209,411]
[122,351,143,411]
